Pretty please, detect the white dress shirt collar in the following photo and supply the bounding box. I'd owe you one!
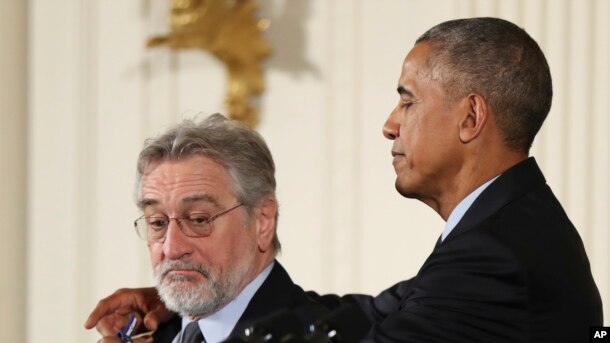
[441,176,499,242]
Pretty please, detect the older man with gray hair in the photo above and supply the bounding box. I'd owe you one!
[87,113,321,343]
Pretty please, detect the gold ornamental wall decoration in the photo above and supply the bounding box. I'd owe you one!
[148,0,272,127]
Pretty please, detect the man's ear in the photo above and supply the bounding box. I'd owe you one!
[458,93,490,143]
[254,196,277,252]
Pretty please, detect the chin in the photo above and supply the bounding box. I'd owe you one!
[157,279,221,317]
[165,278,197,290]
[395,179,418,199]
[394,178,413,198]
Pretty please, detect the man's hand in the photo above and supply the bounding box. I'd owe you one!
[84,287,174,337]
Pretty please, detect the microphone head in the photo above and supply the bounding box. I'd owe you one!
[309,303,371,342]
[243,309,307,342]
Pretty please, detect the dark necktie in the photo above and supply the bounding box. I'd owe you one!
[181,321,204,343]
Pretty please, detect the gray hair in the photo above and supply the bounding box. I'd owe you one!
[416,17,553,152]
[135,113,280,252]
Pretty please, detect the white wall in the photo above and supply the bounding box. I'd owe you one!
[14,0,610,341]
[0,0,27,342]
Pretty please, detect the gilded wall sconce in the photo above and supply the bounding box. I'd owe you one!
[148,0,271,127]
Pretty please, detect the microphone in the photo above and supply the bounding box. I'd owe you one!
[222,303,371,343]
[221,309,308,343]
[284,303,371,343]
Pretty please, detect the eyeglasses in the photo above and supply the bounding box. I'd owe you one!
[134,203,244,241]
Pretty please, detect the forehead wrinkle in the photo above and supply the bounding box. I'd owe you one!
[138,155,234,211]
[139,177,228,211]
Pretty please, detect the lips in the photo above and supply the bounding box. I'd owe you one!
[156,260,210,280]
[167,269,201,276]
[391,151,405,166]
[163,269,205,284]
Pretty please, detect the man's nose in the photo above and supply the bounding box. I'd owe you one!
[162,219,192,259]
[383,107,400,140]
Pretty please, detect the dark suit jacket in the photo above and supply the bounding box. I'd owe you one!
[152,261,325,342]
[317,158,603,342]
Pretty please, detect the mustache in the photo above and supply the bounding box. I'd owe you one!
[156,260,210,280]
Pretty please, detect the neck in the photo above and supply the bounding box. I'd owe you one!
[424,150,527,221]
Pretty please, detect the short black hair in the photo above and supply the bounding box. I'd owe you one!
[417,17,553,151]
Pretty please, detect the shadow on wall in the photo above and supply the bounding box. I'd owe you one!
[260,0,320,78]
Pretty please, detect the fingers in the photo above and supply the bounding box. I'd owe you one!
[95,312,144,337]
[95,317,123,337]
[84,287,169,338]
[84,299,114,329]
[85,288,135,329]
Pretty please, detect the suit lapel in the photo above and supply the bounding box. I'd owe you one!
[152,315,182,343]
[408,158,548,296]
[442,157,546,243]
[230,260,309,336]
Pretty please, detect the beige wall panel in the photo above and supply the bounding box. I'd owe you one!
[144,0,181,131]
[94,0,155,294]
[0,0,27,342]
[28,0,92,340]
[538,0,569,199]
[590,0,610,324]
[472,0,499,16]
[27,0,152,341]
[321,0,362,293]
[174,50,225,118]
[565,0,593,238]
[358,0,451,295]
[258,0,334,293]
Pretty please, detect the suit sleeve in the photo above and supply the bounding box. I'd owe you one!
[360,231,529,343]
[307,278,414,325]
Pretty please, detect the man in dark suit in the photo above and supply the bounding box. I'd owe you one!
[311,16,603,342]
[315,159,603,342]
[86,17,603,342]
[84,114,323,343]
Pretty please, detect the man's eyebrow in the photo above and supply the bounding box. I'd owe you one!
[397,86,415,98]
[137,198,158,210]
[182,194,221,208]
[136,194,221,210]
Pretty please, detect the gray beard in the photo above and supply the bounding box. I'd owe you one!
[154,259,247,318]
